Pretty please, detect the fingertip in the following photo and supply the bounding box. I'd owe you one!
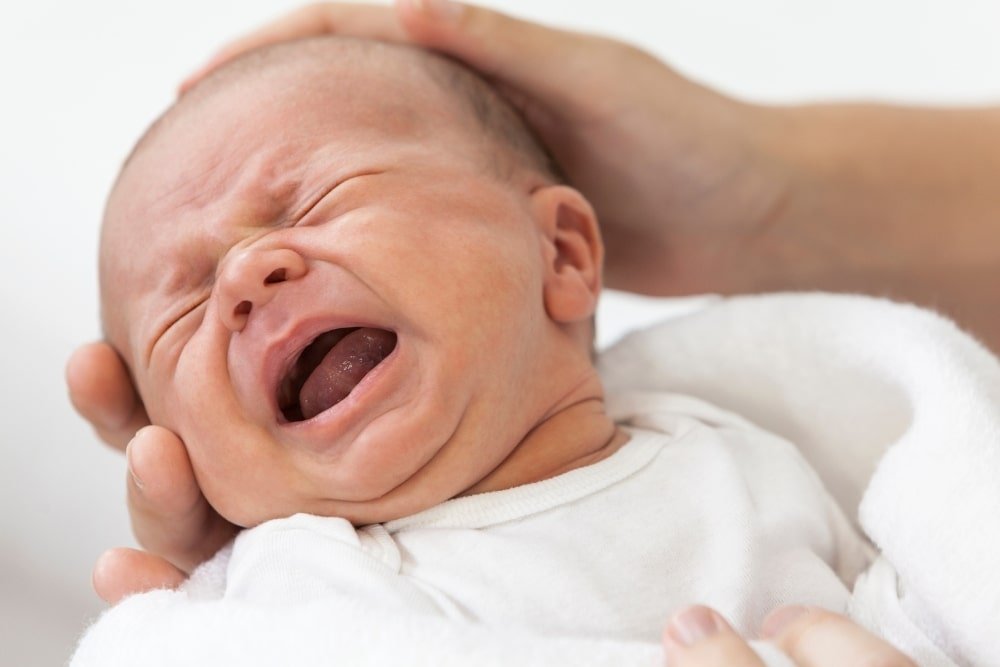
[92,548,136,605]
[66,342,136,430]
[92,548,188,605]
[92,549,114,601]
[66,343,120,422]
[125,425,153,471]
[663,605,731,648]
[124,434,143,491]
[127,426,202,516]
[662,605,767,666]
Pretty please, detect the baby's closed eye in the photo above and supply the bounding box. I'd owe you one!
[145,297,210,369]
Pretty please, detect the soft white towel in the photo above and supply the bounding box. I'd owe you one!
[598,292,1000,666]
[71,293,1000,666]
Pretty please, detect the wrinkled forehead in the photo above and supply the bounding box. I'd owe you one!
[99,46,468,358]
[124,48,448,193]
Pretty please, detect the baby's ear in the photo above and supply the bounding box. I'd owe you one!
[531,185,603,323]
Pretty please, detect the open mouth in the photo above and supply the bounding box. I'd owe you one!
[277,327,398,422]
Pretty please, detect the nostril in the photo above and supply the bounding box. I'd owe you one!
[265,268,287,284]
[234,300,252,318]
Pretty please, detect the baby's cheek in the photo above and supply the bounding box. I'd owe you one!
[181,421,293,529]
[187,444,259,528]
[136,375,184,436]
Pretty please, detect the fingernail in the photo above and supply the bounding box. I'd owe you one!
[125,437,144,490]
[666,606,723,646]
[761,606,809,638]
[410,0,464,22]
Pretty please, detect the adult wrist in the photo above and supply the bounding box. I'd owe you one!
[736,102,864,293]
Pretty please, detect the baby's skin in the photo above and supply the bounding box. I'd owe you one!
[100,38,627,528]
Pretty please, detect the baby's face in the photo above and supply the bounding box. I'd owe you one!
[102,55,593,526]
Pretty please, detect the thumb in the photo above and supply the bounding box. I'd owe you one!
[126,426,237,572]
[762,606,917,667]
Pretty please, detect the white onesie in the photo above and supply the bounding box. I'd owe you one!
[222,390,871,642]
[74,294,1000,666]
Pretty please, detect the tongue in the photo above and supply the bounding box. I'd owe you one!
[298,328,397,420]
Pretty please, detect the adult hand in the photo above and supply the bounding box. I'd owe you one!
[662,605,917,667]
[181,0,786,298]
[66,343,237,603]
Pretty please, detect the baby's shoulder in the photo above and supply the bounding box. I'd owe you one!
[612,390,835,518]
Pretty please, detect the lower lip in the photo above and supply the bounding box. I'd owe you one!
[277,334,404,447]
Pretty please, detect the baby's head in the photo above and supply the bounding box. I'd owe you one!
[101,37,604,527]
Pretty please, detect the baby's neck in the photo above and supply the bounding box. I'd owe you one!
[459,373,628,496]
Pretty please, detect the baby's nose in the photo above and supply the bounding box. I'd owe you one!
[217,247,308,332]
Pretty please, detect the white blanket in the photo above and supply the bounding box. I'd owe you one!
[71,293,1000,666]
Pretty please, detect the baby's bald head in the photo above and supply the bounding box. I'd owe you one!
[123,37,560,188]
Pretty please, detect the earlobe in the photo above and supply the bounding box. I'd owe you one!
[532,186,604,324]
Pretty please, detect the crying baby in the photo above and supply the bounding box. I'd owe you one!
[96,36,866,642]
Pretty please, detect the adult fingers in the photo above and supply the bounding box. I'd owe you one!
[662,605,768,667]
[92,547,188,605]
[183,1,628,119]
[126,426,238,572]
[180,3,406,92]
[762,606,917,667]
[396,0,607,109]
[66,342,149,451]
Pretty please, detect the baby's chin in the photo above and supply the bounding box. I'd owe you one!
[212,488,444,529]
[201,447,460,528]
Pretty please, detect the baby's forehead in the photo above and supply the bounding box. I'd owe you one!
[167,40,461,141]
[114,42,466,224]
[102,45,467,350]
[118,37,549,223]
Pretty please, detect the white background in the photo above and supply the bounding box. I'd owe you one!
[2,0,998,664]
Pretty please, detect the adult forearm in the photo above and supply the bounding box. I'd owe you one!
[751,104,1000,351]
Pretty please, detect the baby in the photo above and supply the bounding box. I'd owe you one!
[94,36,866,648]
[101,36,623,529]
